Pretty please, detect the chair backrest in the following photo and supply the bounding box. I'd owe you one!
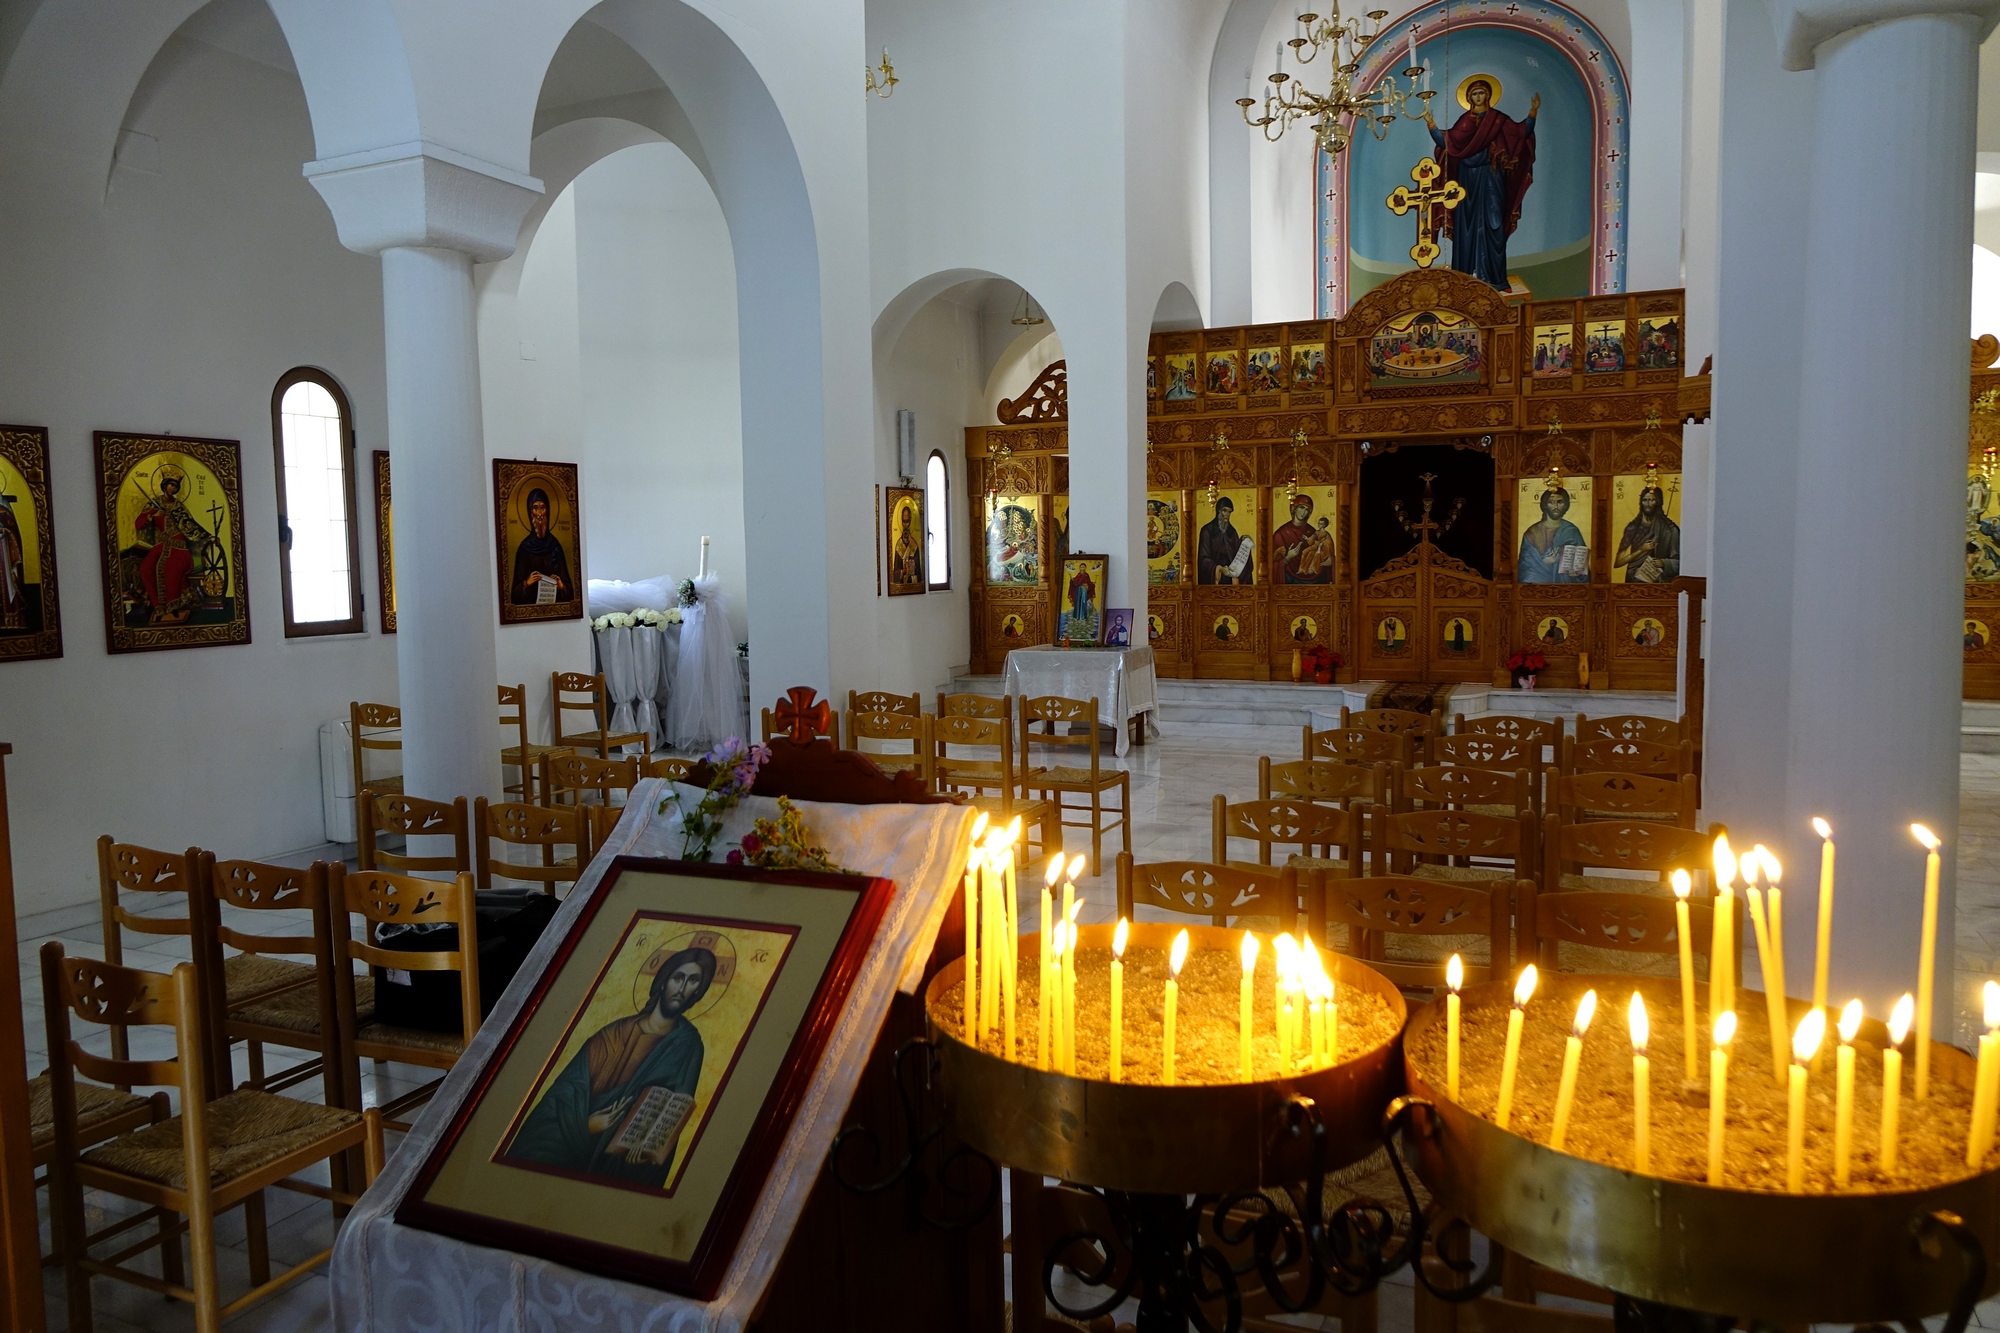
[201,856,341,1096]
[848,701,926,750]
[546,753,640,804]
[1453,712,1560,751]
[1341,705,1441,738]
[499,684,530,753]
[1543,816,1718,884]
[1020,696,1102,782]
[551,671,611,744]
[1430,730,1548,772]
[1575,713,1682,746]
[1260,757,1386,805]
[1304,726,1411,767]
[1321,873,1515,986]
[640,755,696,782]
[363,794,471,874]
[1373,806,1533,878]
[938,691,1006,720]
[934,698,1017,799]
[474,797,587,894]
[1552,771,1698,828]
[327,866,481,1042]
[1520,884,1713,973]
[850,689,921,718]
[349,701,402,796]
[1398,765,1533,814]
[1116,854,1307,934]
[1212,796,1358,866]
[96,836,202,959]
[1565,735,1692,777]
[41,946,210,1106]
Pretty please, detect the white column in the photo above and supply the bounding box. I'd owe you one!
[1064,318,1148,624]
[380,246,503,801]
[1776,0,1996,1017]
[306,148,542,810]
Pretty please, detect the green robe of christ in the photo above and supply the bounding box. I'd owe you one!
[509,1012,705,1188]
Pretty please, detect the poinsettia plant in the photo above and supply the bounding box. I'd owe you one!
[1302,644,1341,673]
[1504,649,1548,674]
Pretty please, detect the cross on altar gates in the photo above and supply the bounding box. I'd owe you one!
[1385,156,1465,269]
[1393,472,1465,543]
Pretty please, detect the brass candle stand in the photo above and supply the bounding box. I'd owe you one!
[1397,974,2000,1329]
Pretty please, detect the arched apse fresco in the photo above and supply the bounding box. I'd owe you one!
[1314,0,1628,314]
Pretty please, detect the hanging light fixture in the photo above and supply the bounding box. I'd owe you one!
[1206,429,1231,503]
[1239,5,1437,162]
[864,50,898,98]
[1011,289,1047,328]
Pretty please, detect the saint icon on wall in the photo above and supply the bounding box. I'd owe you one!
[1273,488,1337,584]
[1146,613,1166,643]
[1968,468,2000,581]
[1537,615,1570,644]
[1443,616,1475,654]
[1212,614,1240,642]
[1631,617,1666,647]
[1612,472,1681,584]
[1969,619,1991,652]
[885,486,925,596]
[0,426,61,661]
[985,495,1041,586]
[1424,75,1538,290]
[494,459,583,624]
[1196,491,1256,585]
[94,432,250,654]
[1146,494,1182,584]
[1000,612,1027,640]
[1516,472,1591,584]
[1290,615,1319,642]
[1375,615,1407,653]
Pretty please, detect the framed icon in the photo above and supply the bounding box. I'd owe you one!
[94,431,250,654]
[495,458,583,624]
[0,425,62,662]
[885,486,926,596]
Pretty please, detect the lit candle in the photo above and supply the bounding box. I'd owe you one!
[1548,988,1597,1152]
[1003,821,1022,1056]
[1708,1010,1735,1186]
[1882,992,1913,1175]
[979,839,997,1040]
[1326,955,1340,1066]
[1811,818,1835,1034]
[1913,824,1942,1099]
[1744,871,1787,1089]
[1040,855,1059,1071]
[1164,928,1189,1085]
[1275,935,1297,1073]
[1240,932,1259,1081]
[1048,920,1065,1072]
[1711,834,1736,1019]
[1065,900,1081,1074]
[964,843,980,1043]
[1760,848,1788,1046]
[1630,991,1652,1173]
[1672,870,1698,1083]
[1110,918,1128,1082]
[1446,954,1464,1101]
[1496,965,1538,1131]
[1969,982,2000,1167]
[1305,939,1327,1066]
[1787,1008,1826,1193]
[1834,998,1861,1188]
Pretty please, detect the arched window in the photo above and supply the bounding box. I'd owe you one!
[271,368,364,636]
[924,450,951,590]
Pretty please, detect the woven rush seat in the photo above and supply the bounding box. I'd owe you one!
[1579,808,1676,823]
[863,753,921,773]
[1030,764,1123,789]
[1384,932,1493,968]
[937,759,1004,782]
[223,953,314,1006]
[82,1089,361,1189]
[1463,802,1518,817]
[232,976,374,1034]
[1413,863,1509,882]
[1558,871,1671,896]
[1284,855,1352,874]
[353,1021,465,1058]
[29,1074,153,1151]
[361,774,403,796]
[500,742,572,765]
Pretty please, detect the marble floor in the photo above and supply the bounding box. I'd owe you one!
[15,723,2000,1331]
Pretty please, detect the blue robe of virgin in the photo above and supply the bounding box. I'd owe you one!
[1429,107,1537,290]
[507,1013,705,1189]
[1518,519,1588,584]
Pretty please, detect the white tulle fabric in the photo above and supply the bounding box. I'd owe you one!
[329,779,978,1333]
[668,574,740,752]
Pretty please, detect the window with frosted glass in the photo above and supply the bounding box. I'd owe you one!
[925,451,950,590]
[272,370,363,636]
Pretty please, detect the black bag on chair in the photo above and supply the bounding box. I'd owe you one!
[370,887,561,1034]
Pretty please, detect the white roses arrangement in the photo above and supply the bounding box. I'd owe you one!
[590,607,683,631]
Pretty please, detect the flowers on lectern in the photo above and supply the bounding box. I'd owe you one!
[661,736,772,862]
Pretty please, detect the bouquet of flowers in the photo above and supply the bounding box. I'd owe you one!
[727,795,845,873]
[1302,644,1341,674]
[1504,649,1548,683]
[592,607,684,631]
[660,736,771,861]
[678,578,699,608]
[590,611,636,630]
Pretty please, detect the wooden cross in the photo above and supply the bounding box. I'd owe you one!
[1385,157,1465,269]
[1393,472,1465,542]
[772,686,832,747]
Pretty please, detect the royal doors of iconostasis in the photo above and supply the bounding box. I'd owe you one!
[1354,443,1496,683]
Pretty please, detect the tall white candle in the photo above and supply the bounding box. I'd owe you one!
[1811,818,1835,1032]
[1913,824,1942,1099]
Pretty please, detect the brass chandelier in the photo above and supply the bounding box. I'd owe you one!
[1238,5,1437,160]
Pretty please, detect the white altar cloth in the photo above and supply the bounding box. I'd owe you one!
[330,777,977,1333]
[1001,645,1160,756]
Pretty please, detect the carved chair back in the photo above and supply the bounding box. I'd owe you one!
[1320,873,1516,988]
[474,797,588,895]
[1396,765,1533,816]
[327,866,482,1065]
[1541,816,1719,888]
[1212,796,1358,868]
[1341,705,1441,739]
[1116,854,1308,935]
[94,838,222,1079]
[1372,806,1534,881]
[1304,726,1412,767]
[1574,713,1683,747]
[1551,771,1698,829]
[348,700,402,799]
[1519,885,1713,973]
[1260,757,1387,809]
[362,793,471,875]
[1563,735,1693,778]
[546,753,640,806]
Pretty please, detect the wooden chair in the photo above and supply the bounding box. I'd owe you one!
[1341,704,1442,739]
[1562,734,1694,778]
[1395,764,1534,820]
[545,752,641,806]
[1212,796,1360,875]
[360,793,471,875]
[1259,757,1389,814]
[1373,806,1536,884]
[1303,725,1413,767]
[1451,713,1562,765]
[762,699,843,748]
[1116,853,1309,938]
[327,866,482,1132]
[42,948,383,1333]
[1320,873,1517,989]
[1541,817,1720,896]
[1551,771,1698,828]
[475,797,587,896]
[846,690,930,781]
[1430,730,1553,817]
[28,1077,169,1267]
[499,683,572,804]
[95,838,229,1082]
[583,804,626,856]
[201,856,351,1099]
[1021,695,1132,877]
[933,701,1058,863]
[552,671,648,760]
[347,701,402,798]
[640,754,696,782]
[1575,712,1684,746]
[1519,879,1713,977]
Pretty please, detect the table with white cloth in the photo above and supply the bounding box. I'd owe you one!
[330,779,994,1333]
[1000,645,1160,756]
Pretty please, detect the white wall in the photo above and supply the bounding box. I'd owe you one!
[0,32,395,912]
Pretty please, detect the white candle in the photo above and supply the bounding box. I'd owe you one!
[1630,992,1651,1173]
[698,534,709,577]
[1496,965,1538,1131]
[1240,932,1259,1081]
[1446,953,1464,1101]
[963,847,979,1043]
[1672,870,1697,1083]
[1711,834,1736,1019]
[1110,918,1128,1082]
[1913,824,1941,1099]
[1760,848,1788,1045]
[1164,929,1190,1085]
[1788,1009,1826,1193]
[1883,993,1912,1175]
[1835,999,1861,1188]
[1039,854,1059,1071]
[1969,982,2000,1166]
[1065,900,1081,1074]
[1811,818,1835,1032]
[1549,988,1596,1152]
[1745,878,1787,1089]
[1708,1010,1735,1185]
